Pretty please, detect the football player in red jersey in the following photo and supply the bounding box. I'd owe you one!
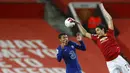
[73,3,130,73]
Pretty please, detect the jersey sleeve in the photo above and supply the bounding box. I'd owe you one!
[107,29,114,37]
[69,41,86,51]
[56,47,63,62]
[91,34,98,41]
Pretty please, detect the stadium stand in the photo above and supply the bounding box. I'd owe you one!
[0,0,45,18]
[52,0,130,18]
[0,0,38,2]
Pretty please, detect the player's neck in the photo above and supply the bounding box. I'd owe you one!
[98,34,107,38]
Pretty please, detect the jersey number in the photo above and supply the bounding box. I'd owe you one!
[69,51,76,59]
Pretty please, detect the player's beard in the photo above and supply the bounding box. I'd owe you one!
[98,32,105,38]
[63,40,68,45]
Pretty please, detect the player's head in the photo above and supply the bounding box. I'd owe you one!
[95,24,107,37]
[58,33,69,45]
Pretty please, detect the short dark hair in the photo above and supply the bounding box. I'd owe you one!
[58,33,67,39]
[96,24,107,33]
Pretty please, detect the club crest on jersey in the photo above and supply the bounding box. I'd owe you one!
[71,45,74,49]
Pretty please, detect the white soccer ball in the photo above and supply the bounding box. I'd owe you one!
[64,17,75,28]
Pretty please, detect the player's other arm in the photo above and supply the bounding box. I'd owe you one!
[56,47,63,62]
[69,41,86,51]
[76,41,86,51]
[99,3,114,30]
[75,21,92,39]
[70,33,86,51]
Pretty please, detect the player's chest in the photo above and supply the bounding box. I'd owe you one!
[63,45,75,54]
[63,46,76,59]
[97,36,113,46]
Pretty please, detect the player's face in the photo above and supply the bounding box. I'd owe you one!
[60,35,69,45]
[95,27,105,37]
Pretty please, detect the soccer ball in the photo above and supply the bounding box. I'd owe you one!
[64,17,75,28]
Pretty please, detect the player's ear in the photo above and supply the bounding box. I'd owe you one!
[59,36,63,42]
[59,37,61,40]
[59,39,62,42]
[60,39,61,42]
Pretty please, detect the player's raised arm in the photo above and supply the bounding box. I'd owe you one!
[75,21,92,39]
[99,3,114,30]
[70,40,86,51]
[73,33,86,51]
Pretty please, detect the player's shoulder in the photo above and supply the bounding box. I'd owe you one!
[57,45,61,50]
[68,41,77,45]
[68,41,78,48]
[106,29,115,36]
[107,28,114,33]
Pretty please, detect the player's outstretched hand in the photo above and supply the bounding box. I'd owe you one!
[71,20,80,25]
[76,33,82,41]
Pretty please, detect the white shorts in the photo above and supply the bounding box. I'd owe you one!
[106,55,130,73]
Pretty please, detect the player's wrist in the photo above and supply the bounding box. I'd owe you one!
[74,21,80,25]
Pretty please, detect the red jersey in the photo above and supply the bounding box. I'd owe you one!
[91,29,120,61]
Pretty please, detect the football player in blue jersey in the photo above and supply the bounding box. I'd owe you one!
[56,33,86,73]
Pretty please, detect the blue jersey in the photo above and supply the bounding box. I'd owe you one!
[56,41,86,73]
